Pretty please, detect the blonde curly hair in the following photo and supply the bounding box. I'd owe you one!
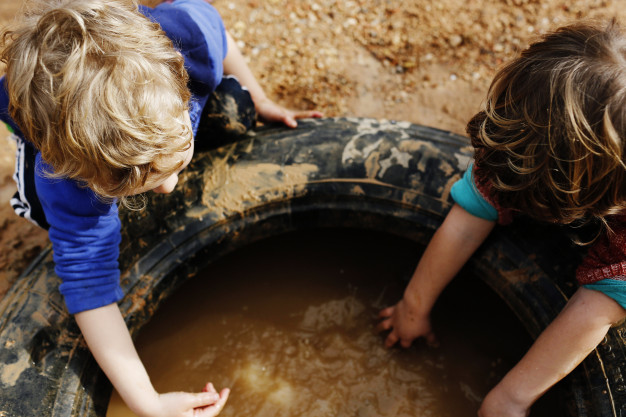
[1,0,192,203]
[468,20,626,229]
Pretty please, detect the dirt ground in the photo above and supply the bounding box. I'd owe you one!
[0,0,625,300]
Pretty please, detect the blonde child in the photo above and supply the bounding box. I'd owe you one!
[379,21,626,417]
[0,0,320,416]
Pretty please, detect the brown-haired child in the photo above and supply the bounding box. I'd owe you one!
[379,20,626,417]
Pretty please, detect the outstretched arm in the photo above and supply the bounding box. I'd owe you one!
[75,303,229,417]
[479,287,626,417]
[378,203,495,347]
[222,31,322,127]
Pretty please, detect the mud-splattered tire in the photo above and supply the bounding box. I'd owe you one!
[0,118,624,416]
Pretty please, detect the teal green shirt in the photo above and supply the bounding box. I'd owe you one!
[450,163,498,221]
[583,279,626,309]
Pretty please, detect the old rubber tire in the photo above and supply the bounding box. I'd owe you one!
[0,117,624,416]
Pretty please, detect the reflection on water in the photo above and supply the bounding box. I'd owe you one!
[107,228,560,417]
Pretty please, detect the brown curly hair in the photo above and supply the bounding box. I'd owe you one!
[468,20,626,229]
[1,0,192,204]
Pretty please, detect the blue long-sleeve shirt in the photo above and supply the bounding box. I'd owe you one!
[1,0,227,314]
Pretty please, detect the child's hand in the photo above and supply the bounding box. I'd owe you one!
[147,383,230,417]
[377,298,437,348]
[195,383,229,417]
[255,98,323,128]
[478,384,529,417]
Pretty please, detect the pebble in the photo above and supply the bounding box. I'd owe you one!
[210,0,626,118]
[448,34,462,47]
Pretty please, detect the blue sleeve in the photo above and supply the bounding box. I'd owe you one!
[584,279,626,310]
[450,163,499,221]
[0,77,24,137]
[35,155,123,314]
[139,0,227,96]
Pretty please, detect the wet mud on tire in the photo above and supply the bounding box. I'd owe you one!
[0,118,624,416]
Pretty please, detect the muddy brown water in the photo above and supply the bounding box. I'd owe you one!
[107,228,562,417]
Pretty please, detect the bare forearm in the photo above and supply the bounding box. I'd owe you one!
[223,31,267,104]
[404,203,495,313]
[378,204,495,348]
[482,288,626,414]
[75,304,157,417]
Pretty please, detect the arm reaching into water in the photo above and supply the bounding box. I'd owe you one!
[479,287,626,417]
[378,203,496,348]
[379,202,626,416]
[75,303,229,417]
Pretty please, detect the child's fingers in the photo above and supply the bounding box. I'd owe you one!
[376,317,392,333]
[211,389,230,415]
[282,115,298,128]
[196,388,230,417]
[384,331,399,348]
[378,306,395,319]
[264,108,297,128]
[187,391,221,409]
[202,382,217,394]
[219,388,230,402]
[258,101,322,128]
[399,337,413,348]
[282,110,324,128]
[292,110,323,120]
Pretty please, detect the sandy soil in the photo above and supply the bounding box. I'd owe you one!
[1,0,625,299]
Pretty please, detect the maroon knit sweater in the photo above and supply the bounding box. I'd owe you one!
[576,215,626,284]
